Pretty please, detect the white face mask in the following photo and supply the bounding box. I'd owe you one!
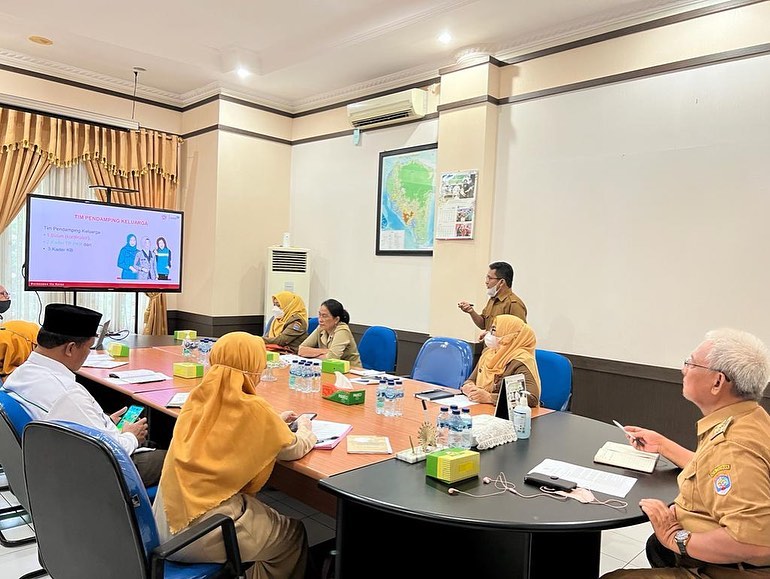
[484,333,499,349]
[272,306,285,319]
[486,282,499,298]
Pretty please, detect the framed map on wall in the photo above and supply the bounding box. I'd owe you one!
[376,143,438,256]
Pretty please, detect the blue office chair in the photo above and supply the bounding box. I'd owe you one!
[535,349,573,411]
[263,316,274,337]
[411,337,474,390]
[358,326,398,373]
[307,317,319,335]
[22,420,249,579]
[0,389,39,551]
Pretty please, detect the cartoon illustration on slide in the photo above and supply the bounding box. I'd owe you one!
[117,234,139,279]
[133,237,157,280]
[154,237,172,280]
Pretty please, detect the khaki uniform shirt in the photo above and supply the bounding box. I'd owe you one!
[263,314,307,353]
[300,322,361,365]
[675,400,770,547]
[480,286,527,330]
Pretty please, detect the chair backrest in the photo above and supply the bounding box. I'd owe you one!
[535,349,573,411]
[23,420,159,579]
[412,337,474,389]
[307,317,319,335]
[0,389,34,509]
[358,326,398,372]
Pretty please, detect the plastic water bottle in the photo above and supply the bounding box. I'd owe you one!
[513,391,532,439]
[375,379,387,415]
[436,406,450,449]
[447,409,464,448]
[182,336,193,359]
[198,338,212,366]
[300,361,312,393]
[289,359,298,390]
[461,407,473,449]
[394,379,404,417]
[383,380,396,417]
[311,361,322,393]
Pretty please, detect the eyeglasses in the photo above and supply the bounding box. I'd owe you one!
[485,276,500,282]
[683,358,732,382]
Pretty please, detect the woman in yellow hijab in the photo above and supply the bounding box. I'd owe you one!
[263,291,308,353]
[0,320,39,378]
[460,314,541,407]
[152,332,316,579]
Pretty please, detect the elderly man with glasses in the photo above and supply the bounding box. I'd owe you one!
[603,328,770,577]
[457,261,527,344]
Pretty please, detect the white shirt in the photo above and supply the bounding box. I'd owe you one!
[2,351,138,455]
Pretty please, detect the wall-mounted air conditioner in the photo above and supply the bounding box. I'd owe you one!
[264,246,311,322]
[346,88,427,130]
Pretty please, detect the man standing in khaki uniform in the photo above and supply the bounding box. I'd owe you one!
[603,328,770,578]
[458,261,527,342]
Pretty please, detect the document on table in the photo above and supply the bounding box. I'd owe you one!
[107,369,169,384]
[528,458,637,498]
[428,394,477,408]
[82,358,128,369]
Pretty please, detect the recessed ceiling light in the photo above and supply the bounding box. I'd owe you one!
[438,31,452,45]
[236,67,251,79]
[28,36,53,46]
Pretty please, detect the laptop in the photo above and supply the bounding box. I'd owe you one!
[92,319,111,350]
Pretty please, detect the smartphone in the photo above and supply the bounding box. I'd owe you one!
[524,472,577,492]
[116,405,145,430]
[289,412,317,432]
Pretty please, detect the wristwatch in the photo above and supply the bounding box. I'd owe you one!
[674,529,691,556]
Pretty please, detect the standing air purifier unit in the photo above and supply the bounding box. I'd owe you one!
[264,246,311,320]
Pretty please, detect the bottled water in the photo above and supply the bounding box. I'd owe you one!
[311,361,322,393]
[375,379,387,415]
[300,361,312,393]
[198,338,212,366]
[436,406,450,449]
[461,407,473,449]
[383,380,396,417]
[394,379,404,417]
[288,359,298,390]
[447,409,464,448]
[182,336,193,359]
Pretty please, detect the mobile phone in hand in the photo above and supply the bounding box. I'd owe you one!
[116,405,145,430]
[289,412,317,432]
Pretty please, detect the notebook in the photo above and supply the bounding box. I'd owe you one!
[166,392,189,408]
[312,420,353,450]
[346,435,392,454]
[414,388,459,401]
[108,369,168,384]
[593,441,660,474]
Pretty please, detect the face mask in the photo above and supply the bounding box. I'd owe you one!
[272,306,285,319]
[484,333,499,349]
[0,300,9,314]
[486,283,499,298]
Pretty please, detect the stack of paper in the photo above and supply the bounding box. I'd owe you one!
[108,369,168,384]
[83,354,127,369]
[346,435,392,454]
[593,441,660,474]
[312,420,353,449]
[166,392,189,408]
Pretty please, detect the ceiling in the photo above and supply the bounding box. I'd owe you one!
[0,0,720,113]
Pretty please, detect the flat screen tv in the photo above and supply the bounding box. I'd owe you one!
[24,194,184,292]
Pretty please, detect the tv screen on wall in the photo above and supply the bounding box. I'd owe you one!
[24,194,184,292]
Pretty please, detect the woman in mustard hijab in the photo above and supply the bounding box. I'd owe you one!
[263,291,308,353]
[0,320,39,379]
[460,314,541,407]
[152,332,316,579]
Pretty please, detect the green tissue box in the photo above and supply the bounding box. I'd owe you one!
[426,448,480,483]
[321,359,350,374]
[321,383,365,405]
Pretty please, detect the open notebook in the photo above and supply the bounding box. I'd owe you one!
[593,441,660,473]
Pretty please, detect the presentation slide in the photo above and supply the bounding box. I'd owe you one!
[25,195,183,292]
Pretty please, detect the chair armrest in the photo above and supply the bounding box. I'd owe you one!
[150,513,245,578]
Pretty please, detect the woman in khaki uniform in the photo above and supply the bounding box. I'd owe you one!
[298,298,361,365]
[460,314,541,408]
[152,332,317,579]
[263,291,308,353]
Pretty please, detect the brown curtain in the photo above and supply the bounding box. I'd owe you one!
[0,107,182,335]
[84,129,181,336]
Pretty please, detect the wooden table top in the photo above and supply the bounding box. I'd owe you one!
[80,345,552,481]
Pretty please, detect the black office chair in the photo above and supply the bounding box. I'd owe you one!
[0,390,38,549]
[22,420,249,579]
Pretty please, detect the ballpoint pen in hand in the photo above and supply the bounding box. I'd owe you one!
[613,420,644,447]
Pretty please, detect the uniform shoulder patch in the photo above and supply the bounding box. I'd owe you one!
[291,322,302,331]
[709,464,731,478]
[714,473,732,495]
[710,416,733,440]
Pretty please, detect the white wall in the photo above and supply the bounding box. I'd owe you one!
[494,54,770,369]
[290,120,438,332]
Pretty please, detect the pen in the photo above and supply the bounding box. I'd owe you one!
[612,420,644,447]
[409,436,415,455]
[315,436,339,444]
[421,399,427,412]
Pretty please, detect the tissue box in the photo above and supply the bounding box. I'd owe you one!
[266,352,280,362]
[425,448,480,483]
[321,359,350,374]
[173,362,204,378]
[107,343,130,357]
[321,382,365,405]
[174,330,197,340]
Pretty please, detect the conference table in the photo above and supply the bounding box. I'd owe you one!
[76,339,681,577]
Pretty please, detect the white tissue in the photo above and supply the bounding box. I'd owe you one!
[334,371,354,390]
